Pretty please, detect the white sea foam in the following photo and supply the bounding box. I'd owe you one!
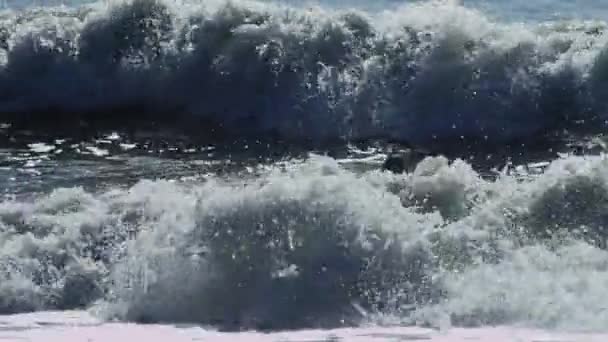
[0,153,607,331]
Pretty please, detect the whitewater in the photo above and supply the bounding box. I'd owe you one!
[2,0,608,341]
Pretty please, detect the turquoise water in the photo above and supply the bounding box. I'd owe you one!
[5,0,608,21]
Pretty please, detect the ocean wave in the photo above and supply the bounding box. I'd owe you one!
[2,154,608,330]
[0,0,607,145]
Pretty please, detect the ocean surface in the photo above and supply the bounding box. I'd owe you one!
[2,0,608,341]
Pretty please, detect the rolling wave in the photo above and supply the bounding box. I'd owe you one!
[0,0,607,146]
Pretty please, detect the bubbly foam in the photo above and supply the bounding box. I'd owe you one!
[2,153,608,331]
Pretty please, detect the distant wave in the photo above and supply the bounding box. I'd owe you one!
[0,0,608,145]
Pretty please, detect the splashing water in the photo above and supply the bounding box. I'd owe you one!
[1,151,608,331]
[2,0,608,335]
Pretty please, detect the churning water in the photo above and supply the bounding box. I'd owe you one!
[2,0,608,337]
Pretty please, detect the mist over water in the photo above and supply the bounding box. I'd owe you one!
[1,0,608,335]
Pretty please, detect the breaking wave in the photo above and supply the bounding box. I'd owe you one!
[3,154,608,331]
[1,0,608,145]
